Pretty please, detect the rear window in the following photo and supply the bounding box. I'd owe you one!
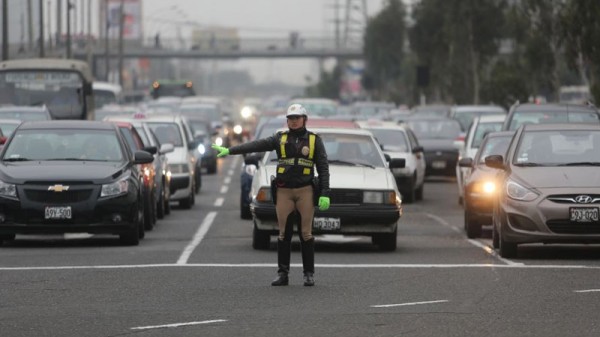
[366,128,409,152]
[508,110,600,130]
[146,122,183,147]
[472,122,503,148]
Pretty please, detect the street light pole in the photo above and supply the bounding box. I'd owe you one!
[1,0,8,60]
[39,0,45,57]
[66,0,72,58]
[118,0,124,87]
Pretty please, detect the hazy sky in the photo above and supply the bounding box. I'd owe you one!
[141,0,390,86]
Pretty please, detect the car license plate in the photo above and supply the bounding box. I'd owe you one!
[313,217,340,231]
[570,207,599,222]
[45,206,72,220]
[432,160,446,169]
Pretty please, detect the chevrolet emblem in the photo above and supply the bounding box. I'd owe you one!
[48,184,69,192]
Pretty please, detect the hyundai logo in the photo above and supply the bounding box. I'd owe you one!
[575,195,593,204]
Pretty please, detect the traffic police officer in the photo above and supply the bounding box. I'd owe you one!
[212,103,330,286]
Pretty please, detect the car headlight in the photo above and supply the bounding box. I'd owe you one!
[197,144,206,155]
[241,106,253,119]
[233,125,243,135]
[0,180,17,199]
[244,164,257,176]
[471,181,496,195]
[101,177,129,198]
[215,137,223,146]
[363,191,398,204]
[506,179,538,201]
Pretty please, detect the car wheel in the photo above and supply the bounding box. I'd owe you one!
[164,184,171,215]
[402,176,416,203]
[179,183,194,209]
[0,234,15,244]
[194,169,202,194]
[375,227,397,251]
[143,191,154,231]
[464,208,482,239]
[415,182,424,201]
[120,205,142,246]
[240,204,252,219]
[499,232,518,258]
[156,186,165,220]
[252,224,270,250]
[492,224,499,249]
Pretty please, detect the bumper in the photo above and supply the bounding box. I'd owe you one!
[251,202,400,235]
[169,174,192,200]
[424,152,458,176]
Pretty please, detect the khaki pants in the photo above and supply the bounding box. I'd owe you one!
[275,185,314,241]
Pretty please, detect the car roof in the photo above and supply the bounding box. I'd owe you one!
[355,120,407,130]
[474,114,507,123]
[512,103,597,113]
[136,114,183,123]
[19,120,116,130]
[451,105,506,112]
[485,130,515,138]
[522,123,600,131]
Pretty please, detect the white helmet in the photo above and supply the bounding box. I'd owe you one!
[286,103,307,118]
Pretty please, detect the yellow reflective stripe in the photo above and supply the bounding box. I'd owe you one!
[303,168,311,175]
[278,167,285,173]
[297,158,314,167]
[278,158,294,165]
[280,133,288,158]
[308,134,316,159]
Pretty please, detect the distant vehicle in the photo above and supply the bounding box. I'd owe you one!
[0,106,52,121]
[502,102,600,131]
[458,131,513,238]
[183,116,218,175]
[448,105,507,132]
[559,85,591,104]
[93,81,123,108]
[487,123,600,258]
[350,101,396,120]
[410,104,451,118]
[150,80,195,99]
[94,105,138,121]
[0,58,95,120]
[144,96,182,114]
[0,120,154,246]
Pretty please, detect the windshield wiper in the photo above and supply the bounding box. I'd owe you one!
[328,159,375,169]
[3,157,31,162]
[558,162,600,166]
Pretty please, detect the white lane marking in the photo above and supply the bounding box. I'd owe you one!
[214,198,224,207]
[227,169,235,176]
[224,177,231,185]
[131,319,227,330]
[231,155,240,168]
[220,185,229,194]
[176,212,217,265]
[371,300,449,308]
[423,213,524,266]
[575,289,600,293]
[4,263,600,271]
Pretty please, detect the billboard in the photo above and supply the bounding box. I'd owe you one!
[101,0,143,40]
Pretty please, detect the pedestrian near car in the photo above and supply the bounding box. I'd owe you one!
[212,104,331,286]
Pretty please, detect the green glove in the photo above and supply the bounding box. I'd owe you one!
[318,196,330,211]
[212,144,230,157]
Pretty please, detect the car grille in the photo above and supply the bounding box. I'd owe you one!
[329,189,362,204]
[25,189,94,204]
[547,194,600,204]
[546,220,600,234]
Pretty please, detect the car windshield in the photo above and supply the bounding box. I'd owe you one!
[509,110,600,130]
[366,128,409,152]
[3,129,123,162]
[179,105,221,123]
[266,133,385,168]
[472,122,504,148]
[477,136,512,164]
[146,122,183,147]
[514,130,600,166]
[0,108,50,120]
[0,122,19,137]
[406,119,461,139]
[453,109,505,131]
[94,90,118,108]
[291,101,337,118]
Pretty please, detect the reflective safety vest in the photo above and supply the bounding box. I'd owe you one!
[276,131,317,177]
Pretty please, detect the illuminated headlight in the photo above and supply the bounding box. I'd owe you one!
[241,106,252,119]
[215,137,223,146]
[233,125,243,135]
[143,167,151,178]
[506,179,538,201]
[197,144,206,155]
[363,190,398,204]
[101,177,129,198]
[244,164,257,176]
[0,180,17,198]
[471,181,496,195]
[168,164,189,174]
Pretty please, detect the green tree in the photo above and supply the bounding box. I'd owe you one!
[362,0,406,100]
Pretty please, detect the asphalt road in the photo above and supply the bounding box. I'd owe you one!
[1,155,600,337]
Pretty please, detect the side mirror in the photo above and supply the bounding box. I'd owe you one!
[384,153,391,162]
[484,155,505,170]
[188,139,198,150]
[159,143,174,154]
[388,158,406,169]
[143,146,158,155]
[458,157,473,168]
[133,150,154,164]
[412,145,423,153]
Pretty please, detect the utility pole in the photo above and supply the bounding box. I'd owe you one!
[1,0,8,60]
[47,0,52,51]
[27,0,34,51]
[118,0,124,87]
[86,0,92,66]
[39,0,45,57]
[66,0,72,58]
[104,0,110,81]
[56,0,62,46]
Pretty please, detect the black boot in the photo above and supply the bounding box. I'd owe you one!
[271,239,291,286]
[301,238,315,286]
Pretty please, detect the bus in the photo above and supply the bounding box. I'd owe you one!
[0,58,95,120]
[150,79,196,99]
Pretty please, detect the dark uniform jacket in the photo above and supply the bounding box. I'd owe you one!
[229,127,330,197]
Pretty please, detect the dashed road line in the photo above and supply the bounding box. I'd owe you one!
[176,211,217,265]
[131,319,227,330]
[574,289,600,293]
[224,177,231,185]
[371,300,449,308]
[220,185,229,194]
[214,198,224,207]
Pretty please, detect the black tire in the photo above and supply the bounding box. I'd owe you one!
[492,225,500,249]
[194,169,202,194]
[464,209,482,239]
[415,182,424,201]
[120,206,141,246]
[241,204,252,219]
[0,234,15,244]
[164,184,171,215]
[156,187,165,220]
[375,227,397,251]
[179,182,194,209]
[499,233,518,258]
[252,225,270,250]
[402,177,416,204]
[143,191,155,231]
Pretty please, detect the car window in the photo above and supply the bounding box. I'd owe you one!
[3,129,124,161]
[119,127,141,153]
[477,136,512,164]
[508,110,600,130]
[0,123,19,137]
[406,129,419,149]
[146,122,183,147]
[0,109,50,120]
[514,130,600,165]
[453,109,505,131]
[406,119,461,139]
[133,126,150,146]
[472,122,503,148]
[366,128,409,152]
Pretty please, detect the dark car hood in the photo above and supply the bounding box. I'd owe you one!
[419,139,457,152]
[0,161,127,184]
[512,166,600,188]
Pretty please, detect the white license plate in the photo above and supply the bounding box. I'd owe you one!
[45,206,72,219]
[313,217,340,231]
[432,160,446,169]
[570,207,599,222]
